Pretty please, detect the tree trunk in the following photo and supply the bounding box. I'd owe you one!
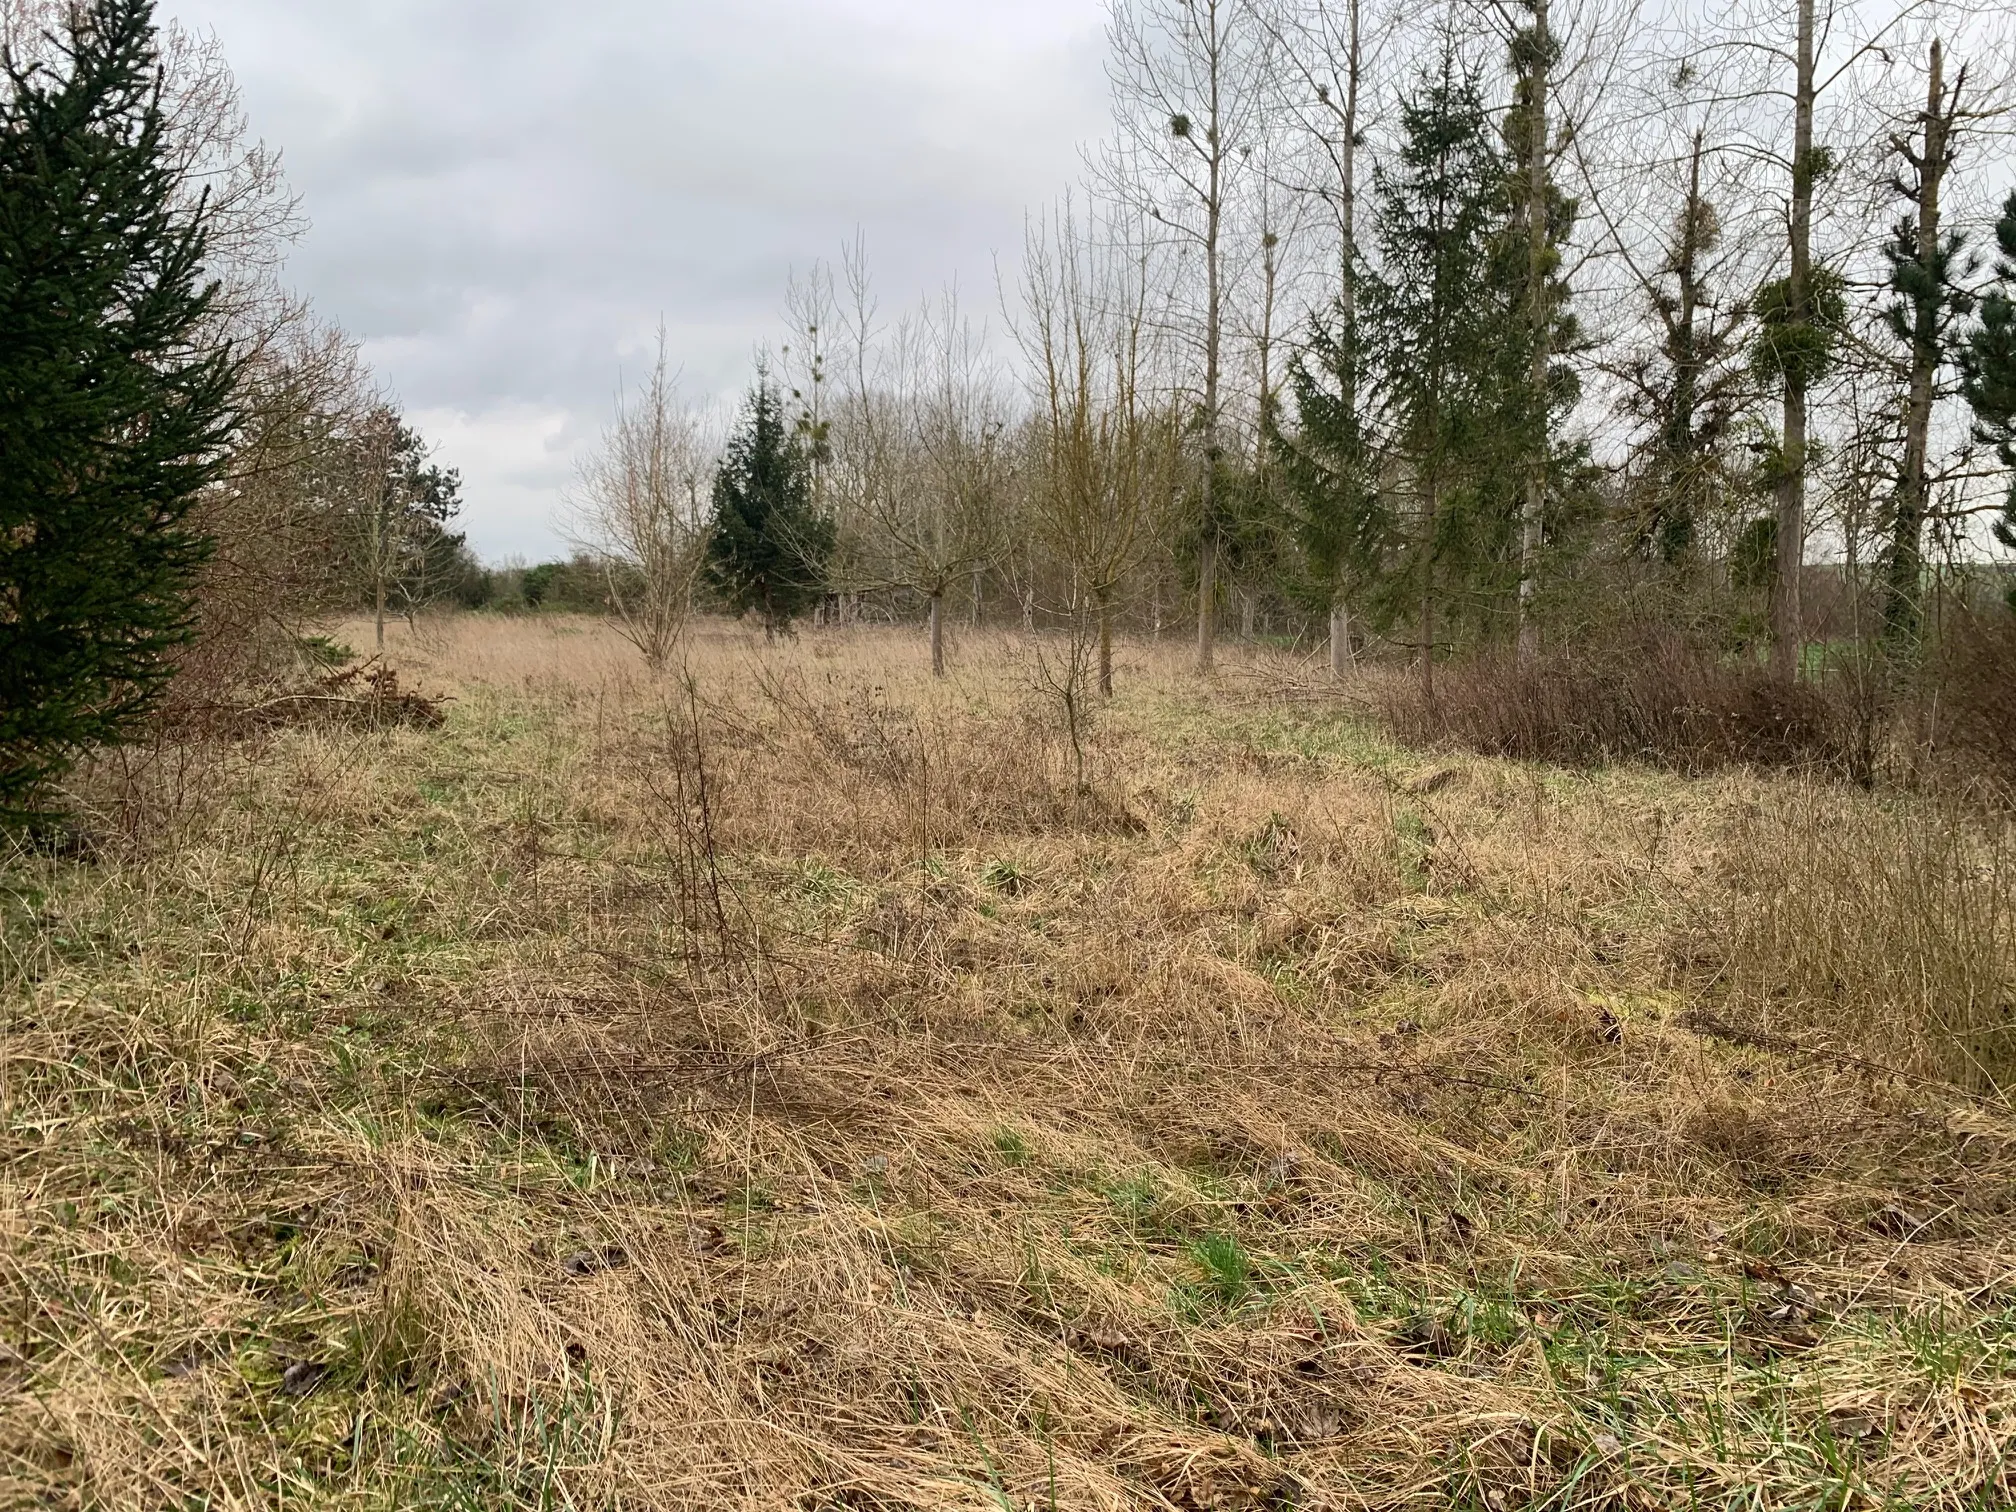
[1197,23,1225,677]
[1517,0,1551,660]
[1771,0,1816,682]
[1097,591,1114,698]
[1240,590,1255,642]
[1330,603,1354,680]
[970,565,983,629]
[1420,477,1437,705]
[1887,39,1948,652]
[1196,535,1218,673]
[374,574,387,654]
[929,591,945,678]
[1332,0,1364,693]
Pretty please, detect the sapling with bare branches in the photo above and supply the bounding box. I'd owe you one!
[341,407,465,653]
[575,333,714,671]
[828,250,1006,677]
[1016,204,1176,699]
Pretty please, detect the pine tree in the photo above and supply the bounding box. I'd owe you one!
[1964,192,2016,608]
[0,0,239,821]
[1357,51,1525,697]
[704,378,833,635]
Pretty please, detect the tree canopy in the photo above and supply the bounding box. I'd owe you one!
[0,0,240,821]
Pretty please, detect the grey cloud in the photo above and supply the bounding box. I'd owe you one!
[167,0,1111,557]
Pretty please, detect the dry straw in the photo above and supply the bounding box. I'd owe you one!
[2,615,2010,1510]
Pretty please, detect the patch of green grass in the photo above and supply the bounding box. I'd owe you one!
[1393,807,1434,887]
[1183,1233,1256,1311]
[980,859,1030,896]
[795,860,855,905]
[725,1183,775,1221]
[1099,1171,1161,1230]
[990,1127,1032,1167]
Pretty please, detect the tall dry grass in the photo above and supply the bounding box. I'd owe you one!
[2,614,2012,1511]
[1706,786,2015,1096]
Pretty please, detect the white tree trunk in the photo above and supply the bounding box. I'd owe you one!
[1329,604,1354,680]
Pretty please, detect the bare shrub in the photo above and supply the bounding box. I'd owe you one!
[1705,786,2015,1095]
[1930,610,2016,801]
[1377,632,1855,776]
[573,333,715,670]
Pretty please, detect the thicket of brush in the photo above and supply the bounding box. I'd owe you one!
[1374,632,1854,776]
[1368,598,2016,807]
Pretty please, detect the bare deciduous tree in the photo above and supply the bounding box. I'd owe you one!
[1104,0,1274,674]
[828,246,1006,677]
[1018,204,1176,698]
[575,334,715,671]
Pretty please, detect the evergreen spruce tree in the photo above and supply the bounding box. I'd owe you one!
[1357,51,1525,696]
[1963,192,2016,608]
[0,0,239,821]
[1274,286,1383,649]
[704,378,833,635]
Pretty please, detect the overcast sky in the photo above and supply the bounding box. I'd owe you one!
[164,0,1113,561]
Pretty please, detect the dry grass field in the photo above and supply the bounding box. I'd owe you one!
[3,615,2013,1510]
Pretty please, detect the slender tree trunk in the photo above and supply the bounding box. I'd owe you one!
[1771,0,1816,681]
[1097,590,1114,698]
[1330,604,1354,679]
[970,564,983,629]
[929,591,945,677]
[374,573,387,654]
[1887,39,1948,651]
[1196,535,1218,672]
[1420,476,1437,704]
[1197,22,1225,676]
[1339,0,1360,322]
[1332,0,1364,681]
[1517,0,1551,660]
[1240,590,1255,641]
[1259,233,1278,448]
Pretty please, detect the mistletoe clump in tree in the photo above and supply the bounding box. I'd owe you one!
[704,377,833,635]
[0,0,240,822]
